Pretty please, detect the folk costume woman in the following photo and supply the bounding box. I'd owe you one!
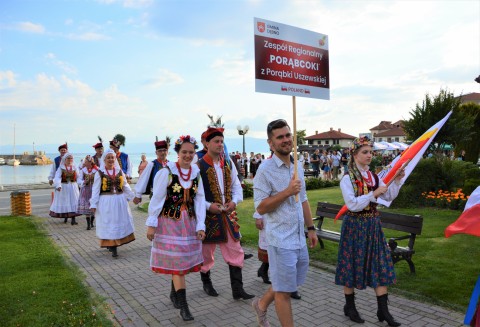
[146,135,206,321]
[335,136,405,326]
[90,149,135,258]
[49,153,81,225]
[77,155,99,230]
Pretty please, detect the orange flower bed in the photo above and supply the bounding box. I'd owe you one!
[421,189,469,210]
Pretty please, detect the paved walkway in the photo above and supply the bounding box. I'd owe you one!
[35,200,464,327]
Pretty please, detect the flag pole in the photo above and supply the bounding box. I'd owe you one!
[292,96,299,202]
[385,159,411,187]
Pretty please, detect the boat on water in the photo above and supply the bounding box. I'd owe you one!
[7,158,20,166]
[7,124,20,166]
[0,157,5,165]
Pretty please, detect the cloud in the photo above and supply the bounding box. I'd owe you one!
[144,69,184,88]
[0,71,17,88]
[45,53,77,74]
[211,52,254,86]
[16,21,45,34]
[66,32,110,41]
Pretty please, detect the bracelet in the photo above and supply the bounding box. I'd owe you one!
[307,226,316,231]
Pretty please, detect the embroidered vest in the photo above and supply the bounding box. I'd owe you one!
[347,170,380,217]
[116,152,129,174]
[161,173,198,220]
[82,169,97,186]
[92,154,101,167]
[99,170,124,195]
[198,158,240,243]
[144,160,167,195]
[61,169,77,183]
[54,156,61,170]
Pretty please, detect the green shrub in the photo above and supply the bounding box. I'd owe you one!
[243,181,253,198]
[391,157,479,209]
[464,179,480,196]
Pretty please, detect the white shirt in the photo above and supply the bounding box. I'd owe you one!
[134,160,168,198]
[146,162,206,232]
[340,165,402,212]
[53,165,80,189]
[90,168,135,208]
[77,166,99,188]
[205,160,243,209]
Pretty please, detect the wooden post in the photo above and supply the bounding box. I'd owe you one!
[292,96,299,202]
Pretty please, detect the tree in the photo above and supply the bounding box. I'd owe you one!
[456,102,480,163]
[403,89,475,151]
[296,129,306,145]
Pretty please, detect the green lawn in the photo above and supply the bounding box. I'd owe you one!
[237,186,480,312]
[0,216,113,327]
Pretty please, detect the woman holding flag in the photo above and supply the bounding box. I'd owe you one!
[336,136,405,327]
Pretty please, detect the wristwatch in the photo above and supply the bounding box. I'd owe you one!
[307,226,316,231]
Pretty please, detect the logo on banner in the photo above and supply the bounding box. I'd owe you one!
[257,22,266,33]
[319,36,327,46]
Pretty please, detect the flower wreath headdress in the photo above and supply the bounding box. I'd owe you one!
[351,135,374,151]
[175,135,198,149]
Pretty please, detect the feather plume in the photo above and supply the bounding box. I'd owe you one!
[113,134,126,146]
[98,135,103,143]
[207,114,224,128]
[165,136,171,147]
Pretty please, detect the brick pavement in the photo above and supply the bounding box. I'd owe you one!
[36,200,464,327]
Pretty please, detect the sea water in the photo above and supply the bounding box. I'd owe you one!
[0,152,179,186]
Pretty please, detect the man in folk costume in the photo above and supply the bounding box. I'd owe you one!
[133,137,170,204]
[109,134,132,181]
[92,136,104,167]
[194,131,208,163]
[48,143,68,185]
[197,127,254,300]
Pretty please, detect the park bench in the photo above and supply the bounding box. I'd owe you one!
[304,169,316,177]
[311,202,423,274]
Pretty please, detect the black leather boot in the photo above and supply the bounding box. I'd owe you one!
[111,246,118,257]
[86,217,91,230]
[64,217,68,224]
[344,293,364,323]
[377,294,401,326]
[176,289,194,321]
[90,216,95,228]
[170,280,180,309]
[229,265,254,300]
[257,262,271,284]
[71,217,78,225]
[200,271,218,296]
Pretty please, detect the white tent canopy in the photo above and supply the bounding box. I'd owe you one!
[373,142,388,150]
[392,142,409,150]
[378,141,400,150]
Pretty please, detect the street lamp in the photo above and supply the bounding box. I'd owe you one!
[237,125,249,154]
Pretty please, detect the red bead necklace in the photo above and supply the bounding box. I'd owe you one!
[176,162,192,181]
[105,166,116,179]
[363,171,374,186]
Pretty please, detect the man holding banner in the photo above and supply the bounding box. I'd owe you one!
[253,119,318,327]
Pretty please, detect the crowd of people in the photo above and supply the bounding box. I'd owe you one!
[298,148,349,180]
[47,124,406,326]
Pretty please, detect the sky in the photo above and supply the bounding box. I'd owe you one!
[0,0,479,154]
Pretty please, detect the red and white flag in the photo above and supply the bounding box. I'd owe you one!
[445,186,480,238]
[335,111,452,220]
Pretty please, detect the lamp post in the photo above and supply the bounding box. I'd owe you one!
[237,125,249,154]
